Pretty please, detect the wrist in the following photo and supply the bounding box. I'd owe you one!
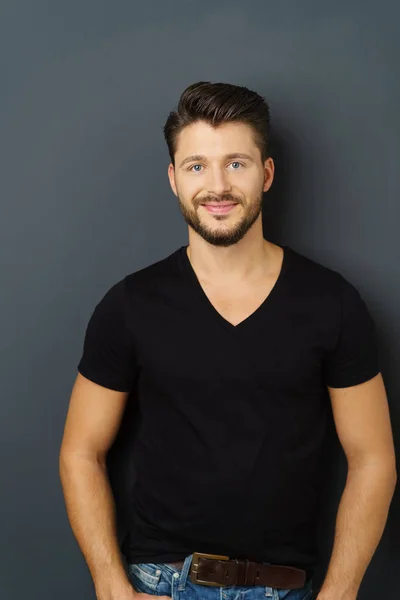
[317,586,358,600]
[94,570,134,599]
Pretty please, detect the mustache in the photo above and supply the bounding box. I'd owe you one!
[197,194,241,205]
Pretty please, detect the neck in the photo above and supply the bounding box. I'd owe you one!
[186,236,277,283]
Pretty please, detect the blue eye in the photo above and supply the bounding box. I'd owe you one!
[189,161,244,172]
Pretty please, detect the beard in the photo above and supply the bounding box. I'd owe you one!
[176,190,264,248]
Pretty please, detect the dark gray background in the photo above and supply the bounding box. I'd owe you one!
[1,1,399,598]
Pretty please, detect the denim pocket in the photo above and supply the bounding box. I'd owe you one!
[277,578,313,599]
[128,563,162,594]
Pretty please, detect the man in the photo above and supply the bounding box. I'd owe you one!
[59,81,397,600]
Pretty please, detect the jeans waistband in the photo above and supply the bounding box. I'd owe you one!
[169,554,193,591]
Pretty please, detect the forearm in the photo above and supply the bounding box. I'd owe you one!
[318,462,397,600]
[59,453,133,597]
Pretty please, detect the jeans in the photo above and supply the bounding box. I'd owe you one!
[127,554,313,600]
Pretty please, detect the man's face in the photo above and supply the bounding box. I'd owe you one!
[168,120,274,247]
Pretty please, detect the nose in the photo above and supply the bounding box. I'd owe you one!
[206,166,232,197]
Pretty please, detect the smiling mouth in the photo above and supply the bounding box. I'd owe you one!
[200,202,238,214]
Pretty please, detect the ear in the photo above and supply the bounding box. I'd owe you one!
[263,157,275,193]
[168,163,178,197]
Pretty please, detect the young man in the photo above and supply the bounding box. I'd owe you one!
[59,82,397,600]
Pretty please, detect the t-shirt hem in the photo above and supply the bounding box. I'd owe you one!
[123,551,192,565]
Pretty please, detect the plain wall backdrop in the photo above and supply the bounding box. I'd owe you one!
[1,1,399,598]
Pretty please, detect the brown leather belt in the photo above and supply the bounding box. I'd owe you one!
[168,552,307,589]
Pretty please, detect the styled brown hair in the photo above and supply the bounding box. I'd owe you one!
[163,81,271,166]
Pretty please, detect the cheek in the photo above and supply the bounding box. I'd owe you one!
[236,182,259,200]
[232,169,261,190]
[248,175,265,196]
[179,179,204,201]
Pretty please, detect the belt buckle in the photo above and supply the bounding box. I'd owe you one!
[190,552,230,587]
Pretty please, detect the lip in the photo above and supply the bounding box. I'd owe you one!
[201,202,238,214]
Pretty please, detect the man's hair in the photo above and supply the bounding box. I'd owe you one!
[163,81,271,166]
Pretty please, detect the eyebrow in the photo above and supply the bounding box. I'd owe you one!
[178,153,255,168]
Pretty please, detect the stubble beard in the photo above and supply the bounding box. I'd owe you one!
[176,191,264,248]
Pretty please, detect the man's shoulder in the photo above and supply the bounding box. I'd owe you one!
[286,245,357,303]
[89,247,183,310]
[124,245,183,294]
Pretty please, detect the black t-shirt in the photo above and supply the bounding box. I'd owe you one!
[77,244,380,577]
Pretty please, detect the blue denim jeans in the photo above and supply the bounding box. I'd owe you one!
[127,554,313,600]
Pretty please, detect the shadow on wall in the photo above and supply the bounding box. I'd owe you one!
[262,125,300,244]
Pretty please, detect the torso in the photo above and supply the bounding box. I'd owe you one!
[80,241,377,571]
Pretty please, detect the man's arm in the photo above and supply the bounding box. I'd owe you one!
[59,372,135,600]
[317,372,397,600]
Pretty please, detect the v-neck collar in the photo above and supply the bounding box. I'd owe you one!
[178,242,292,332]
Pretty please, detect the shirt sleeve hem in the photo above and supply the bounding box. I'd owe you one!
[325,366,381,389]
[77,365,132,392]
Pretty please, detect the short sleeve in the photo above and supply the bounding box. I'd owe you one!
[323,278,381,388]
[77,278,138,392]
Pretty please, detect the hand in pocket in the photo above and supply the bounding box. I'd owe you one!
[131,591,171,600]
[127,563,173,598]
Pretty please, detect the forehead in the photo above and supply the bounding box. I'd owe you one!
[175,121,257,157]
